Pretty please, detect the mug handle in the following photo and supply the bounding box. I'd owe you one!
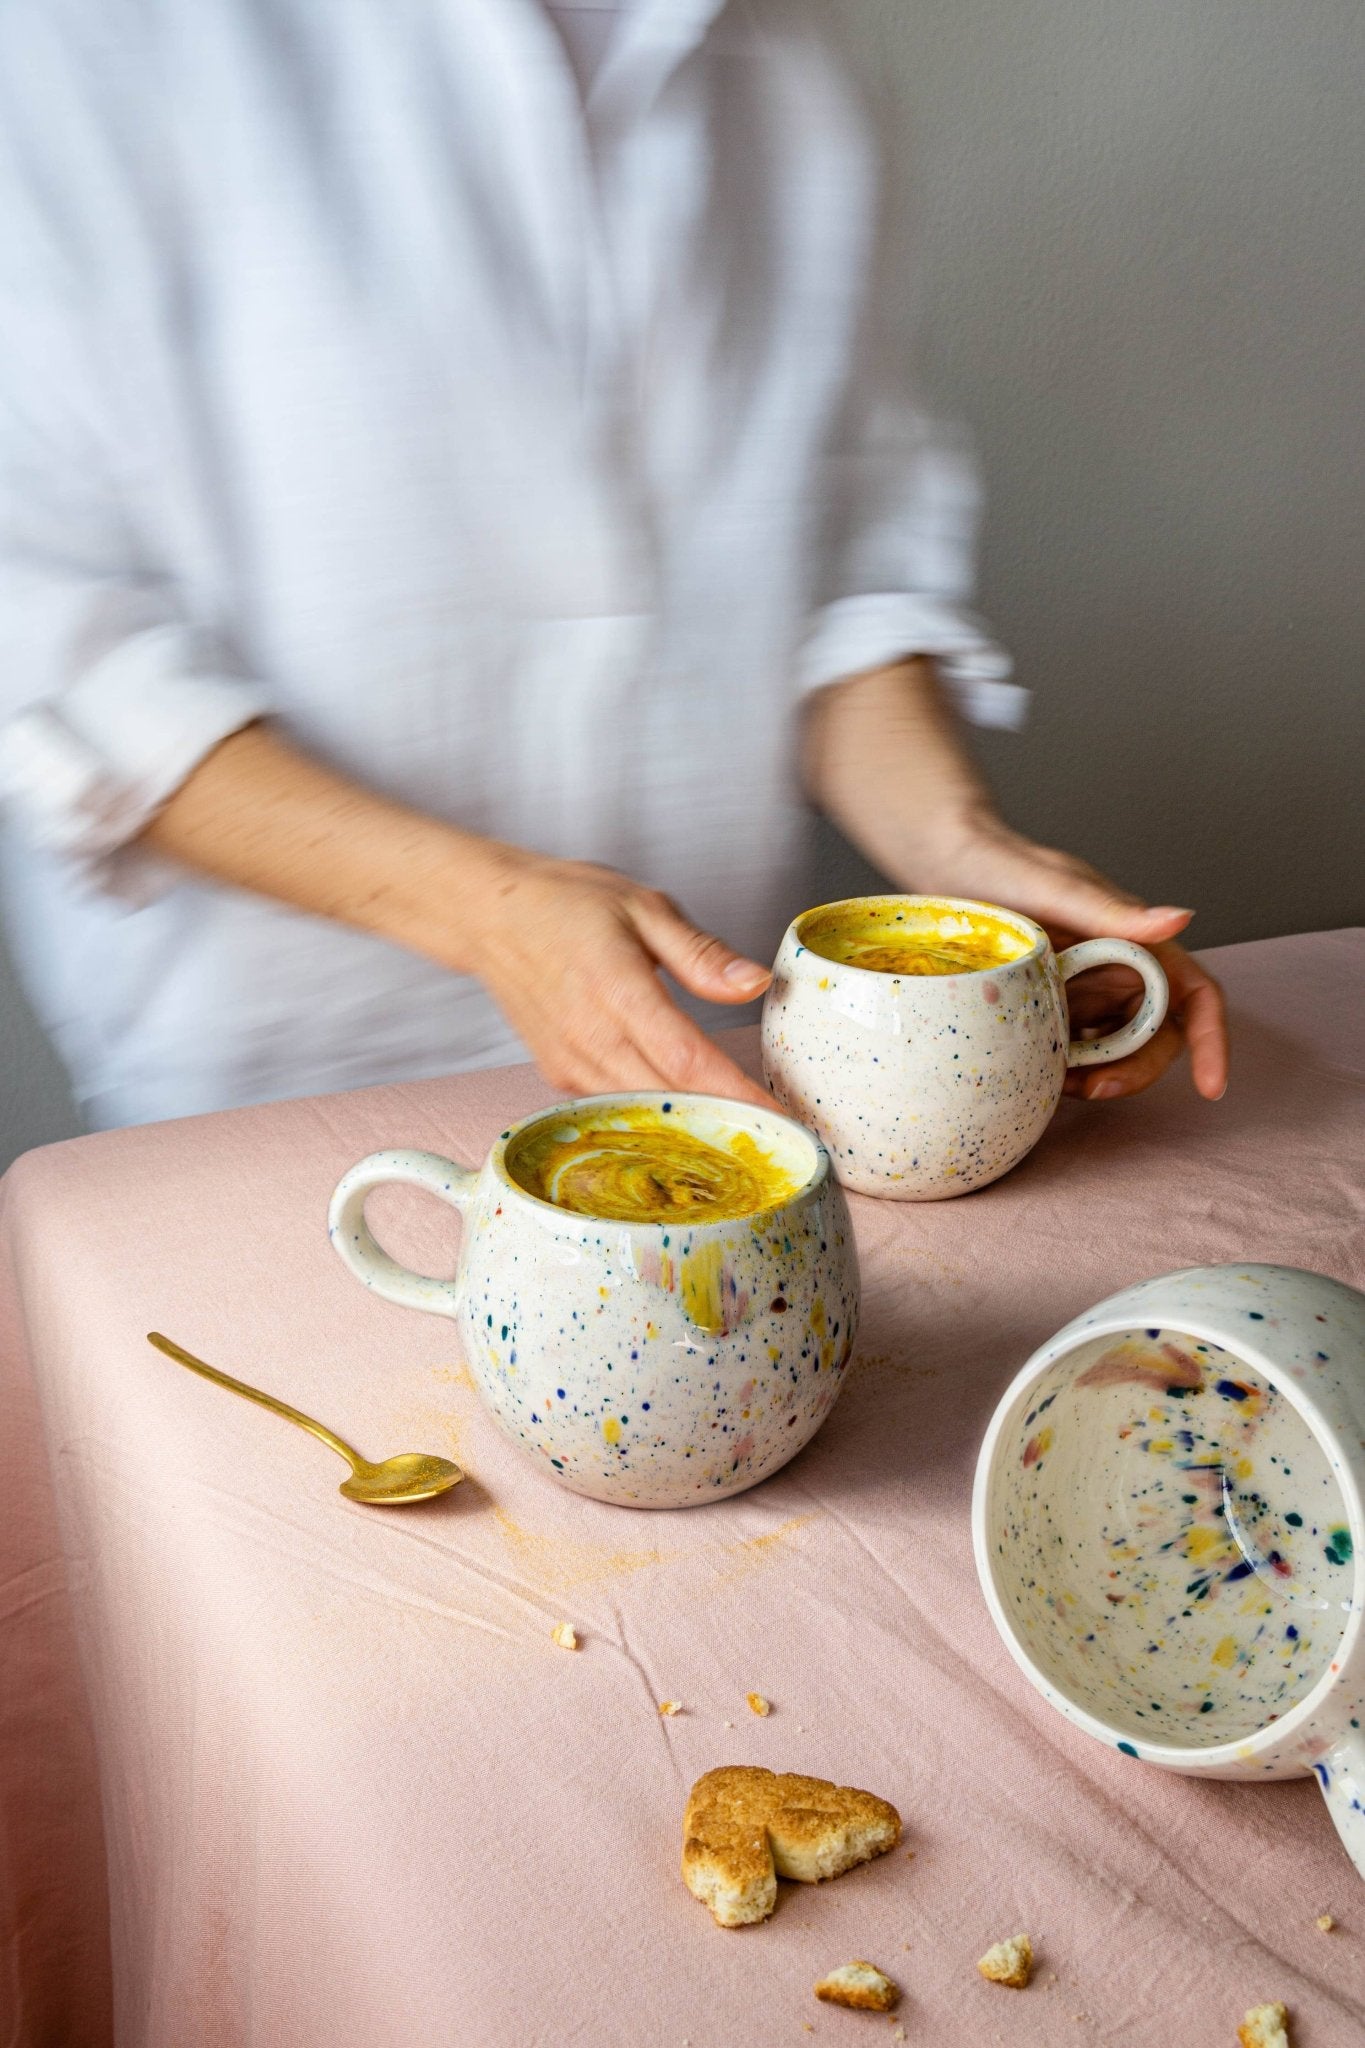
[1056,939,1169,1069]
[1312,1734,1365,1880]
[328,1149,478,1317]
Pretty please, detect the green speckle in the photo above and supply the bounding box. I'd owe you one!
[1117,1741,1139,1758]
[1324,1525,1353,1565]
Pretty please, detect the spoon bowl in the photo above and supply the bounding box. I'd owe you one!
[340,1453,464,1504]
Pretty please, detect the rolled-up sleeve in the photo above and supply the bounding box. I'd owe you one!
[0,0,270,895]
[798,70,1024,733]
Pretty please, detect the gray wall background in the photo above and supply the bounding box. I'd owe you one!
[2,2,1362,1171]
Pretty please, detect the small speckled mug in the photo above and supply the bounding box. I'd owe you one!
[328,1094,859,1509]
[761,894,1167,1198]
[973,1264,1365,1880]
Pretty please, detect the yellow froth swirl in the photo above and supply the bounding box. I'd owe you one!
[508,1119,799,1224]
[803,903,1030,977]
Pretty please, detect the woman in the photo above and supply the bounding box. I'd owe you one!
[0,0,1225,1126]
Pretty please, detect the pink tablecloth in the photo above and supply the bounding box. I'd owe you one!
[3,931,1364,2048]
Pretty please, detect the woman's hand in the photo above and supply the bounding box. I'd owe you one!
[142,723,772,1105]
[901,810,1228,1102]
[804,658,1229,1103]
[457,849,773,1103]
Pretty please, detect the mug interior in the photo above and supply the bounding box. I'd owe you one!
[795,894,1042,977]
[985,1325,1357,1749]
[498,1093,823,1226]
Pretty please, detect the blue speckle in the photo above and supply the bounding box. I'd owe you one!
[1247,1310,1264,1320]
[1215,1379,1251,1401]
[1117,1742,1139,1758]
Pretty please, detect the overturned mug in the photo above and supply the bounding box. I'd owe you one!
[328,1093,859,1509]
[762,894,1167,1198]
[973,1264,1365,1879]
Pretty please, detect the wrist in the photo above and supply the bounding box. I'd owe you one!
[355,819,520,979]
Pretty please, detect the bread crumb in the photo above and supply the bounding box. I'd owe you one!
[978,1933,1033,1989]
[1238,2004,1291,2048]
[747,1691,771,1716]
[892,2028,906,2043]
[813,1961,899,2012]
[550,1622,579,1650]
[1315,1912,1335,1932]
[659,1699,683,1716]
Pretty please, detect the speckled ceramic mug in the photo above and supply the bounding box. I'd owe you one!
[328,1094,859,1509]
[761,894,1167,1198]
[973,1264,1365,1880]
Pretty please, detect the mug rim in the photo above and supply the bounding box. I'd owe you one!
[488,1089,832,1234]
[972,1298,1365,1771]
[787,893,1049,981]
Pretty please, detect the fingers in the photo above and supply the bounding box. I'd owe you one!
[615,954,772,1106]
[522,942,770,1108]
[1176,968,1229,1101]
[1064,1017,1186,1100]
[975,838,1194,948]
[627,890,771,1005]
[1062,945,1229,1103]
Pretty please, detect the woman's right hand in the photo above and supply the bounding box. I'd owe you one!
[459,847,773,1104]
[141,723,772,1106]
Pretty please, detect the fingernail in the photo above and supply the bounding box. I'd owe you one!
[1088,1077,1124,1100]
[1214,1081,1228,1101]
[1151,906,1195,920]
[723,958,769,988]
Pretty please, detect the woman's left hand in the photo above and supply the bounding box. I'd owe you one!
[804,657,1229,1103]
[906,812,1229,1103]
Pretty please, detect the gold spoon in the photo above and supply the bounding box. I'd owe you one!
[147,1332,464,1505]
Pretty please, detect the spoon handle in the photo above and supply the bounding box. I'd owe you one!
[146,1332,362,1473]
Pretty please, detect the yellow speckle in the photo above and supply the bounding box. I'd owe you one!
[1186,1525,1229,1563]
[1234,1454,1254,1481]
[1211,1635,1239,1670]
[810,1297,827,1337]
[598,1285,610,1299]
[817,976,830,990]
[1148,1438,1174,1454]
[680,1240,726,1336]
[1147,1406,1165,1422]
[602,1416,622,1446]
[551,1622,579,1651]
[747,1691,771,1716]
[645,1321,659,1340]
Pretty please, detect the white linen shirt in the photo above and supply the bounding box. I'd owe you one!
[0,0,1019,1127]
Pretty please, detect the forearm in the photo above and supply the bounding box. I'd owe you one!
[802,655,994,881]
[139,721,506,973]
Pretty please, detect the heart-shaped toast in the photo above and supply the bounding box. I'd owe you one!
[682,1766,901,1927]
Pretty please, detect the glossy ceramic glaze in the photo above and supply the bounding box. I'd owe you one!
[328,1094,859,1508]
[973,1264,1365,1880]
[761,894,1167,1200]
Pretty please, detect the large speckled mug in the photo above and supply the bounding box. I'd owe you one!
[328,1093,859,1509]
[973,1264,1365,1880]
[761,894,1168,1199]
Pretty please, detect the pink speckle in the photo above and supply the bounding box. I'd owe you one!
[738,1380,755,1406]
[983,980,1001,1005]
[734,1433,756,1460]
